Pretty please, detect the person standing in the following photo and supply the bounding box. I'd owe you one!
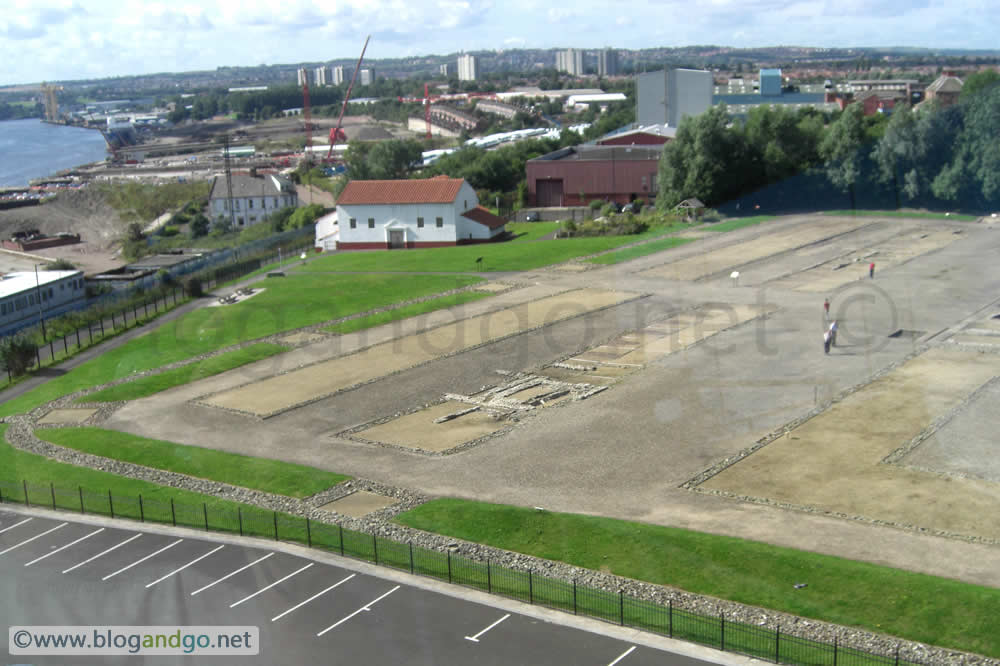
[869,262,875,279]
[829,320,838,347]
[824,329,831,354]
[824,298,830,320]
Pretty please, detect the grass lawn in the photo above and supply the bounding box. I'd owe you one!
[506,222,561,241]
[299,225,681,273]
[395,499,1000,658]
[325,290,492,335]
[79,343,287,403]
[35,427,347,498]
[0,424,308,542]
[587,236,693,265]
[702,215,777,232]
[0,273,481,419]
[823,210,978,221]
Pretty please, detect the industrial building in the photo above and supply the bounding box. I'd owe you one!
[526,144,664,208]
[335,177,507,249]
[596,124,675,146]
[314,66,328,86]
[759,68,782,96]
[457,54,479,81]
[208,172,298,228]
[296,68,308,87]
[598,48,619,77]
[556,49,584,76]
[332,65,345,85]
[360,68,376,86]
[923,73,963,108]
[475,99,521,119]
[0,270,86,336]
[564,92,627,111]
[636,68,713,128]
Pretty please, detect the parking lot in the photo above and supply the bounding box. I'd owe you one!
[0,508,737,665]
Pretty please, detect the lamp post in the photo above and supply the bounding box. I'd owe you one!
[33,264,47,339]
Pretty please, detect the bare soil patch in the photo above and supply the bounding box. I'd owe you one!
[318,490,398,517]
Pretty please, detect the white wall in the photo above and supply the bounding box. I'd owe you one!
[338,184,480,245]
[0,271,86,335]
[210,195,298,227]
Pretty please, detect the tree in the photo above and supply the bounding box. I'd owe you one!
[188,213,210,238]
[285,204,325,230]
[933,84,1000,207]
[960,70,1000,101]
[0,335,38,377]
[45,258,76,270]
[819,103,867,209]
[211,215,233,237]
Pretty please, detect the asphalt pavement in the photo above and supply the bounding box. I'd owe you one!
[0,506,753,666]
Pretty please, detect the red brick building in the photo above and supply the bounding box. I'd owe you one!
[526,145,664,207]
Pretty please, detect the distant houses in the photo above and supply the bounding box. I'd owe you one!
[333,177,506,250]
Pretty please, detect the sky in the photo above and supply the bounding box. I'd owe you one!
[2,0,999,85]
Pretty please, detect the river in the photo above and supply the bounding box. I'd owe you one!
[0,118,109,187]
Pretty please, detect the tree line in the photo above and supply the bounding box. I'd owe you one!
[657,71,1000,214]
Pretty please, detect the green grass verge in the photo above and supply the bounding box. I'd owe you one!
[703,215,777,232]
[587,236,693,265]
[0,273,481,419]
[79,343,287,403]
[324,290,492,335]
[299,225,680,273]
[35,427,347,499]
[0,424,308,542]
[506,222,561,241]
[823,210,978,221]
[395,499,1000,658]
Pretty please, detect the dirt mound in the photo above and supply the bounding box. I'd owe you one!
[0,187,123,248]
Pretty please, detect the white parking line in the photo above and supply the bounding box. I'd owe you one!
[229,562,313,608]
[607,645,637,666]
[0,517,33,534]
[145,545,225,588]
[63,534,142,574]
[271,573,355,622]
[24,528,105,567]
[190,552,274,596]
[101,539,183,581]
[316,585,400,637]
[464,613,511,643]
[0,522,68,556]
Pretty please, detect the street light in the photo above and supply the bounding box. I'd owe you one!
[33,263,47,339]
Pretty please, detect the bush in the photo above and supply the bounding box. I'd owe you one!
[157,226,180,237]
[588,199,604,211]
[45,258,76,270]
[189,213,210,239]
[600,203,618,217]
[182,277,204,298]
[0,335,38,377]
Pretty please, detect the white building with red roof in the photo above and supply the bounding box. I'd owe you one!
[334,176,507,250]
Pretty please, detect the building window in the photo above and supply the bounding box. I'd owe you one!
[417,217,424,228]
[368,217,375,229]
[29,294,34,306]
[436,216,443,228]
[249,199,254,209]
[238,217,245,226]
[349,218,357,229]
[234,200,240,210]
[49,287,54,298]
[223,200,229,210]
[273,197,278,207]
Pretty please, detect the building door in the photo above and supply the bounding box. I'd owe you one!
[537,179,564,207]
[388,229,405,249]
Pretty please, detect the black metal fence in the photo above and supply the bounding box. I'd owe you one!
[0,477,926,666]
[1,238,313,386]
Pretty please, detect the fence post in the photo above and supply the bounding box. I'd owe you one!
[238,508,243,536]
[63,335,67,355]
[775,626,780,664]
[76,327,81,348]
[895,644,900,666]
[372,533,377,563]
[49,338,55,361]
[24,480,29,506]
[306,517,311,548]
[447,551,452,583]
[99,318,104,336]
[35,345,41,369]
[108,489,114,518]
[669,599,673,638]
[573,579,577,615]
[409,542,414,574]
[170,499,176,526]
[721,612,725,652]
[833,635,837,666]
[111,312,115,330]
[138,494,144,522]
[619,590,624,626]
[87,322,92,344]
[134,304,138,321]
[203,503,209,530]
[487,559,491,593]
[339,524,344,555]
[273,511,279,541]
[144,300,149,318]
[0,485,4,504]
[528,570,533,604]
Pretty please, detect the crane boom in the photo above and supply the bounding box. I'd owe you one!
[327,35,371,161]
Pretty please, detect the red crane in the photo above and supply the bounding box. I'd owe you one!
[326,35,371,161]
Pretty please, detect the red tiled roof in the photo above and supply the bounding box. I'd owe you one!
[336,178,465,205]
[461,206,507,230]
